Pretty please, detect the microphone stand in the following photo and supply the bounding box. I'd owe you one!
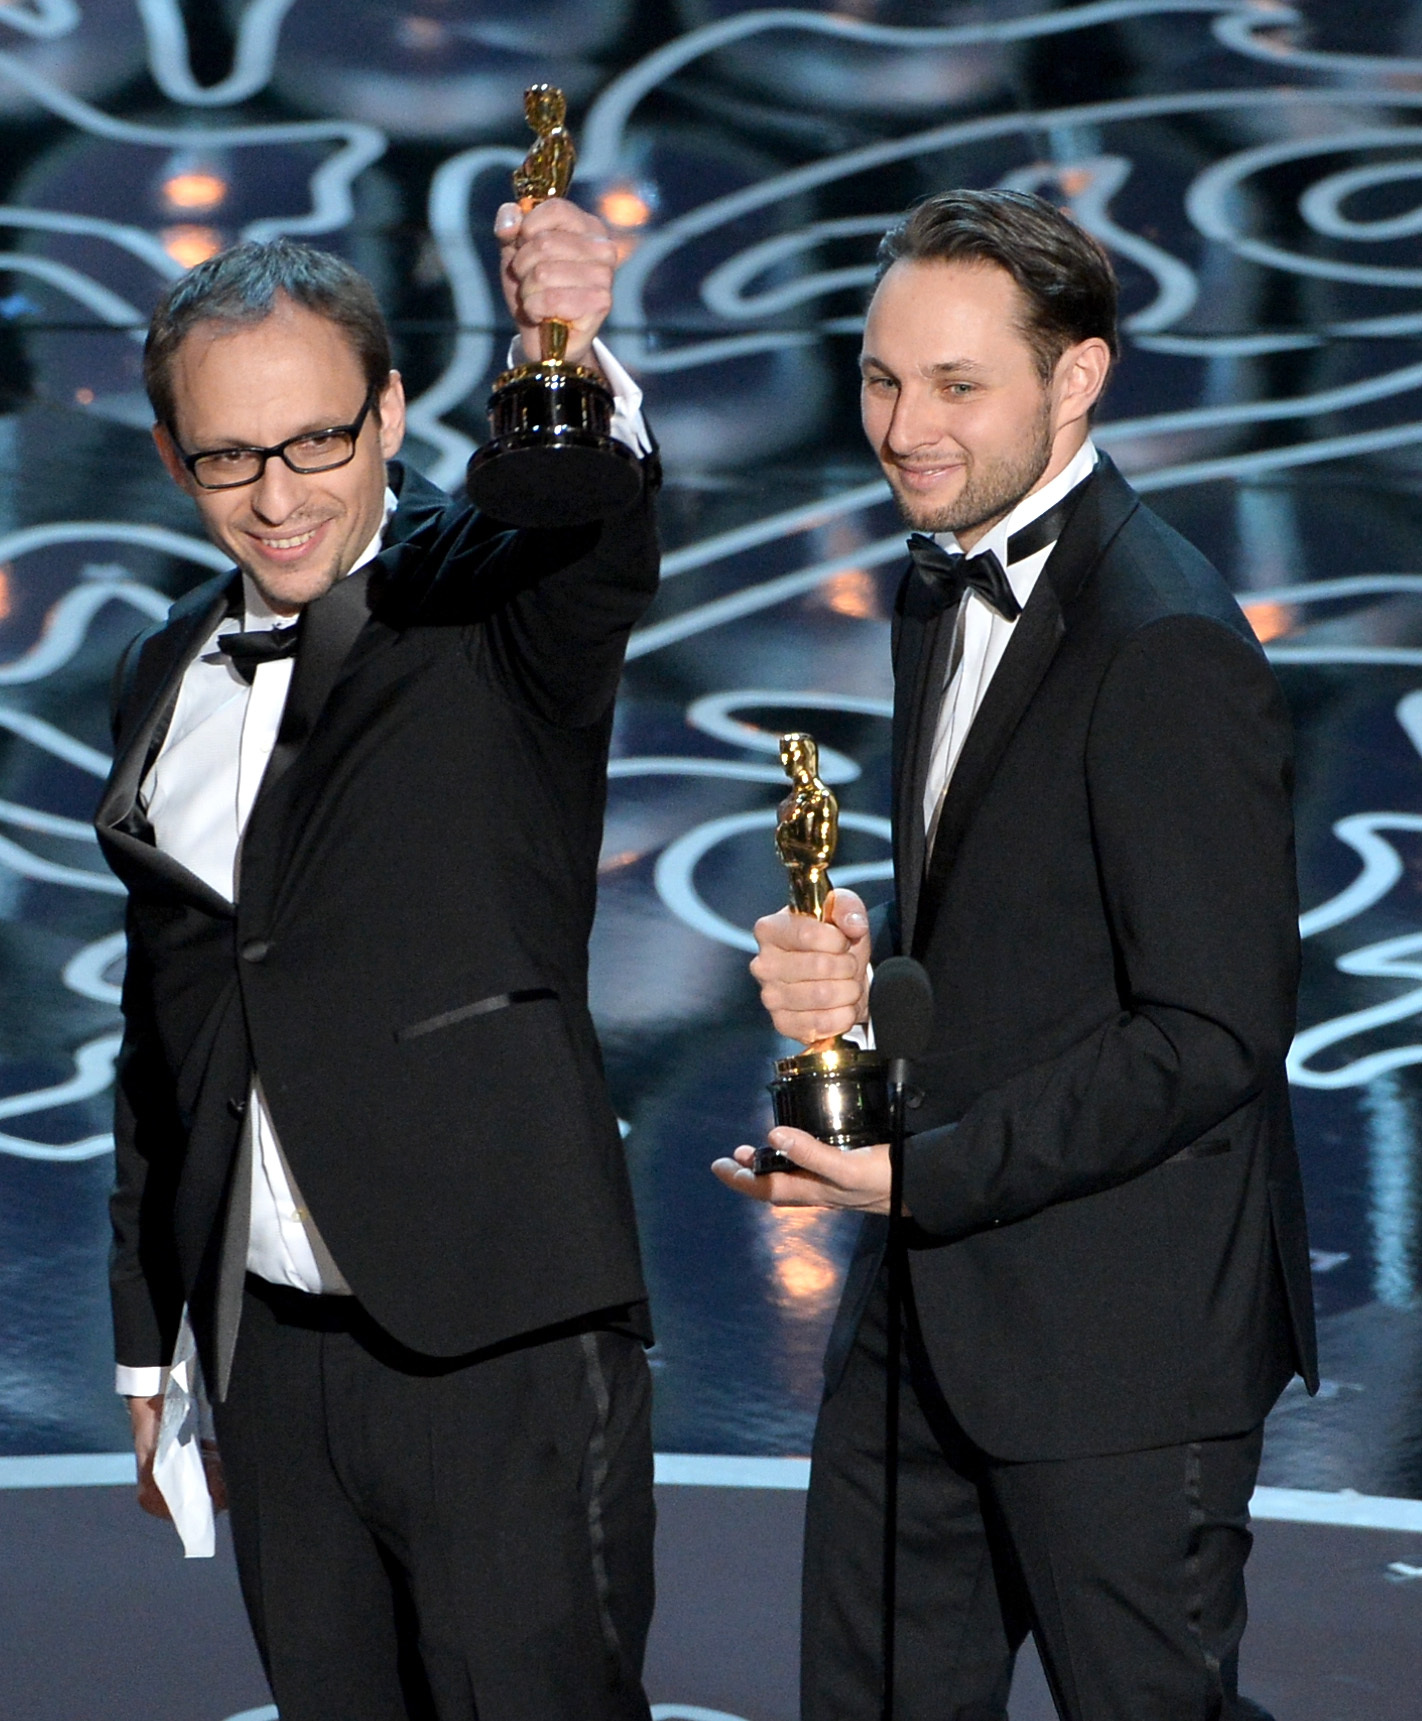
[881,1050,909,1721]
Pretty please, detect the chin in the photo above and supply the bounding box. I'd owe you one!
[881,467,962,533]
[902,504,949,534]
[248,564,342,614]
[890,487,958,535]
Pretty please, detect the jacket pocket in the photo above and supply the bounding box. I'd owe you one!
[1163,1137,1231,1164]
[394,986,559,1043]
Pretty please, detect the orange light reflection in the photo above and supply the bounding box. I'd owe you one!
[598,849,642,874]
[162,226,223,269]
[1243,601,1294,643]
[762,1207,841,1314]
[820,568,879,620]
[0,566,12,623]
[599,187,653,229]
[163,171,228,212]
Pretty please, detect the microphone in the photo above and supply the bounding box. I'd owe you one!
[867,956,934,1721]
[869,957,934,1093]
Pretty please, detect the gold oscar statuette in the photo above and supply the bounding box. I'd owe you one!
[754,733,890,1175]
[464,84,643,528]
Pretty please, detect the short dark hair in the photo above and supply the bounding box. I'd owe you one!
[875,189,1119,383]
[144,239,393,429]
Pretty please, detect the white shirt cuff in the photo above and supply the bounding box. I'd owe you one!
[505,336,651,456]
[116,1364,168,1398]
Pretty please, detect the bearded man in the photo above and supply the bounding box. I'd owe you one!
[716,190,1316,1721]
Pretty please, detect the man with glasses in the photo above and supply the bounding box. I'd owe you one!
[174,386,380,487]
[96,205,660,1721]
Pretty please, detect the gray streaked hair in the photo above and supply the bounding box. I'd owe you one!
[144,238,392,428]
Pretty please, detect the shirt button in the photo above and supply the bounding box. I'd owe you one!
[241,939,271,963]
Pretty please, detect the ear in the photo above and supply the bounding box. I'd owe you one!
[376,370,406,459]
[151,422,195,494]
[1052,338,1113,432]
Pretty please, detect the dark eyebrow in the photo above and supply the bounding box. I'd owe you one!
[859,355,990,380]
[925,358,989,378]
[194,410,362,454]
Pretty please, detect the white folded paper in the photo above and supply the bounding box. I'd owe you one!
[152,1310,216,1558]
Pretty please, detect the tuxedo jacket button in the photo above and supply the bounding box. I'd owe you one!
[227,1096,247,1120]
[241,939,271,963]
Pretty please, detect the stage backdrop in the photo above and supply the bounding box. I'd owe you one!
[1,0,1421,1488]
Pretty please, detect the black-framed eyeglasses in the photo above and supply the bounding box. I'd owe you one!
[175,388,377,491]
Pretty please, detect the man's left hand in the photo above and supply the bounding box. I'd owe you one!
[711,1128,897,1214]
[496,198,618,369]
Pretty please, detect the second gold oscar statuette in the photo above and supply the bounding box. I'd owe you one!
[755,732,890,1175]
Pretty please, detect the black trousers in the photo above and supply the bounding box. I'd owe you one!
[211,1278,655,1721]
[803,1269,1270,1721]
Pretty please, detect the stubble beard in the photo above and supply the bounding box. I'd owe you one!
[226,518,350,615]
[890,398,1056,538]
[238,554,345,616]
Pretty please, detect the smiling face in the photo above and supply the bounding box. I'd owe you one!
[860,258,1109,549]
[154,297,406,614]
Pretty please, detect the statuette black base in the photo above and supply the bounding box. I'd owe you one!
[466,360,643,528]
[755,1041,890,1173]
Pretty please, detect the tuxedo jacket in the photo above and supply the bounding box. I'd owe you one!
[829,455,1318,1462]
[97,460,659,1384]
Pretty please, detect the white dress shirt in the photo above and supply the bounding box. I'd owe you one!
[116,340,649,1396]
[852,439,1099,1050]
[920,438,1098,833]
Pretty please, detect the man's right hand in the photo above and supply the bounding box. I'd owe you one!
[128,1393,228,1520]
[128,1393,170,1520]
[749,888,871,1045]
[495,197,618,369]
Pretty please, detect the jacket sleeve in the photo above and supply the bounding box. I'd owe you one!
[902,613,1300,1239]
[391,462,661,728]
[109,902,187,1371]
[487,473,660,726]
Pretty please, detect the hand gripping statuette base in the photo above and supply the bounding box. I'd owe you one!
[755,732,889,1175]
[465,84,642,529]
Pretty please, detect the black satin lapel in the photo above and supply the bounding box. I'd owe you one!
[905,457,1136,956]
[890,564,948,952]
[95,585,239,916]
[257,564,374,802]
[912,579,1065,958]
[1043,452,1140,610]
[96,588,232,832]
[98,821,237,917]
[236,567,377,918]
[900,609,962,954]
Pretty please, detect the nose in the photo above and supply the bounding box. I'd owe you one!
[247,456,306,523]
[885,382,944,458]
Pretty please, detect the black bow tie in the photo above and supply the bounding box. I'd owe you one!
[905,468,1098,623]
[906,536,1022,622]
[215,623,300,684]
